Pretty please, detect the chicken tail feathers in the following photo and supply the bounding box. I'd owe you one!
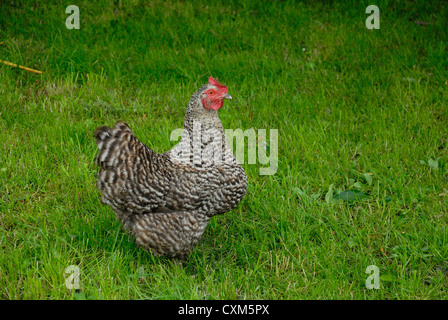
[94,121,164,217]
[94,121,136,202]
[95,122,135,168]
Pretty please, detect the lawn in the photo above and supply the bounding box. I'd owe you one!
[0,0,447,299]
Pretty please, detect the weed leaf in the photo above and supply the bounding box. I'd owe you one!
[334,189,369,202]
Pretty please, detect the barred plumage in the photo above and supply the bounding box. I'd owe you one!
[94,77,248,259]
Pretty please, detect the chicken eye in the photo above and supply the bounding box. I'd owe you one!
[209,91,214,95]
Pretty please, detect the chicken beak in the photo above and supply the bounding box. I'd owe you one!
[223,93,232,100]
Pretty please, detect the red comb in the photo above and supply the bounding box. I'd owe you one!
[208,76,227,91]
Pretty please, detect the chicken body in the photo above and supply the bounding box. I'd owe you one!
[94,78,248,259]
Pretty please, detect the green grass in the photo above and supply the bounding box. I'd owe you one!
[1,0,448,299]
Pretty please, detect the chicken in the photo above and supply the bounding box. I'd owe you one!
[94,77,248,259]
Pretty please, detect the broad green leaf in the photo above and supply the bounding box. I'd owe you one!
[363,173,373,186]
[325,184,334,204]
[428,158,439,170]
[334,189,369,202]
